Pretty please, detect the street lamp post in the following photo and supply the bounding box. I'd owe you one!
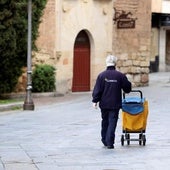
[23,0,34,110]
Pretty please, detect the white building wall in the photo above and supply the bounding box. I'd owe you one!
[56,0,113,93]
[152,0,162,12]
[152,0,170,13]
[162,0,170,13]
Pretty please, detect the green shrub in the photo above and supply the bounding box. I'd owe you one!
[32,64,56,92]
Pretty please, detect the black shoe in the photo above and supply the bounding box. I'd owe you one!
[107,145,114,149]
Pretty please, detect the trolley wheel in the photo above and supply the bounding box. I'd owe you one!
[127,134,130,145]
[139,134,142,145]
[121,135,124,146]
[142,135,146,146]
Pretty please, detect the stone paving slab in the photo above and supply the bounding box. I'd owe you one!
[0,72,169,170]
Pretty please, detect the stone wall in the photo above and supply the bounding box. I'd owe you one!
[33,0,114,93]
[113,0,151,86]
[35,0,56,60]
[14,0,57,93]
[14,0,152,93]
[14,67,27,93]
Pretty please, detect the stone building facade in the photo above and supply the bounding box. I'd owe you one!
[112,0,151,86]
[151,0,170,72]
[18,0,151,94]
[34,0,114,94]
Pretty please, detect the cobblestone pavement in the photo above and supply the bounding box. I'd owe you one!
[0,72,170,170]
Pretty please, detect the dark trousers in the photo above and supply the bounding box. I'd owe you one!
[101,109,119,146]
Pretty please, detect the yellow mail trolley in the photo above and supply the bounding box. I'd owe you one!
[121,90,149,146]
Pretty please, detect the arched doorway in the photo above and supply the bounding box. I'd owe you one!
[72,30,90,92]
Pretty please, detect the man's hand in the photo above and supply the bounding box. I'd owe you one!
[92,103,97,109]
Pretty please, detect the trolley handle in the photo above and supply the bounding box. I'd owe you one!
[123,90,143,99]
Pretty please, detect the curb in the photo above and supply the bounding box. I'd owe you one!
[0,92,64,112]
[0,103,23,112]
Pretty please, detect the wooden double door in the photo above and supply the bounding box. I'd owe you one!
[72,31,90,92]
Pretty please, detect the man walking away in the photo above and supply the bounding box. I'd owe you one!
[92,54,131,149]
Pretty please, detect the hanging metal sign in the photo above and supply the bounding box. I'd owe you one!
[117,20,135,29]
[113,8,137,29]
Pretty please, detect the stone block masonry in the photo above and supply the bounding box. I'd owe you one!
[14,0,152,93]
[113,0,151,86]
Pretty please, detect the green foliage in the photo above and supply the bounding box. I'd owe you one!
[0,0,47,94]
[32,64,56,92]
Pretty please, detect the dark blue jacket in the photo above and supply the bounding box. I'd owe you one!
[92,66,131,109]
